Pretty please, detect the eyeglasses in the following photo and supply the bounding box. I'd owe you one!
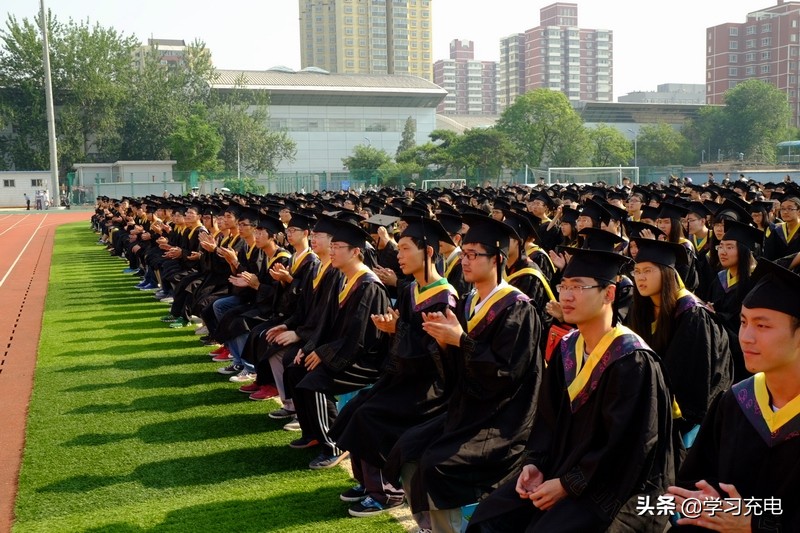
[556,284,604,294]
[286,227,300,234]
[633,267,657,277]
[685,217,703,224]
[462,251,494,261]
[715,244,737,252]
[780,206,798,212]
[331,244,353,251]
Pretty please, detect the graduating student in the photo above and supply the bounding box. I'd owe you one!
[655,202,700,292]
[283,218,391,470]
[328,217,458,518]
[501,209,556,327]
[436,213,470,297]
[667,259,800,532]
[765,194,800,260]
[253,215,344,418]
[468,247,673,533]
[627,238,732,466]
[709,220,763,383]
[387,215,543,533]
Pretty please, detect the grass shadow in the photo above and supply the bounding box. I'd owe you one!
[38,445,310,493]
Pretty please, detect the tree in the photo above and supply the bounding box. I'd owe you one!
[0,12,138,170]
[448,128,517,180]
[119,40,215,162]
[495,88,588,169]
[167,112,223,171]
[721,79,791,163]
[396,116,416,157]
[209,78,296,175]
[637,123,692,167]
[588,124,634,167]
[342,144,392,174]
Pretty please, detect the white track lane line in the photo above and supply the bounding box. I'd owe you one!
[0,215,32,237]
[0,214,48,289]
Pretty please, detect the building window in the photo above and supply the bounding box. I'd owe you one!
[746,25,756,35]
[761,64,770,73]
[729,81,738,89]
[2,179,15,187]
[729,67,738,76]
[746,66,756,75]
[761,23,771,33]
[746,40,755,49]
[761,37,772,46]
[790,75,797,83]
[729,41,738,50]
[729,27,738,36]
[746,52,755,61]
[31,179,43,187]
[761,51,771,60]
[729,54,738,63]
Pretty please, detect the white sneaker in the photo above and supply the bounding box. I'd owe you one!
[283,417,301,431]
[229,370,256,383]
[194,325,209,335]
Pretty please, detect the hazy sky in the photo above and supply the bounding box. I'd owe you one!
[2,0,778,99]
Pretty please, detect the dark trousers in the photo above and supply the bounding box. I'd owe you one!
[352,454,404,505]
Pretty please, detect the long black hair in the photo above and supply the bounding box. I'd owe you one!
[629,264,681,355]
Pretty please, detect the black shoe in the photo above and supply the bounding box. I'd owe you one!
[340,484,368,502]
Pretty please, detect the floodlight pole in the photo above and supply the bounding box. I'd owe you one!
[40,0,60,207]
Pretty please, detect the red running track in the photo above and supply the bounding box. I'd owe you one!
[0,211,90,533]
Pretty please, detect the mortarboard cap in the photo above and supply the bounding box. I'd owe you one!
[255,214,284,235]
[287,212,317,231]
[631,238,688,268]
[560,247,633,283]
[578,227,624,252]
[436,213,464,236]
[625,220,666,240]
[329,217,372,250]
[742,259,800,318]
[722,219,764,253]
[400,216,453,255]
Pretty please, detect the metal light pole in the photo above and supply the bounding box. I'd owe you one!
[627,128,638,168]
[39,0,60,207]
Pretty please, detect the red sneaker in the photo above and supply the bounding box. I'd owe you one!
[209,346,229,357]
[249,385,279,401]
[238,382,261,394]
[211,352,232,362]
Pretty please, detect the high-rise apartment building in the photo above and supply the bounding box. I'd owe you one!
[497,2,612,111]
[133,39,192,72]
[299,0,433,80]
[433,39,498,115]
[707,1,800,126]
[498,33,526,111]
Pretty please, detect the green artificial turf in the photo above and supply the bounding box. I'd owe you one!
[12,223,404,532]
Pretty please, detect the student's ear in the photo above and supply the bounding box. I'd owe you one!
[604,284,616,304]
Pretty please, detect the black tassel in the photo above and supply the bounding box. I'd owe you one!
[423,233,429,284]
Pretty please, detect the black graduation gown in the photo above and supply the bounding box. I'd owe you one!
[468,327,674,532]
[328,279,458,468]
[297,270,391,391]
[675,379,800,532]
[709,271,752,383]
[764,221,800,260]
[662,297,733,435]
[504,256,554,337]
[215,249,292,341]
[444,250,471,298]
[386,287,543,512]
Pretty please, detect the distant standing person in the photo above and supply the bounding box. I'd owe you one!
[24,193,30,210]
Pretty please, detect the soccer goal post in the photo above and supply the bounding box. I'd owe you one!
[421,178,467,191]
[546,167,639,186]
